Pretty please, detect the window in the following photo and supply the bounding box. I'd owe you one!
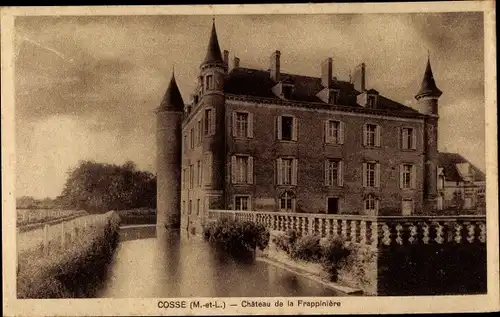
[367,95,376,108]
[204,108,215,136]
[277,158,297,186]
[364,194,378,215]
[325,159,343,186]
[329,91,338,104]
[399,164,416,189]
[401,127,416,150]
[182,168,187,189]
[189,164,194,189]
[182,201,186,214]
[325,120,344,144]
[363,124,380,147]
[204,153,212,185]
[232,111,253,138]
[183,134,188,152]
[196,199,200,216]
[188,200,192,215]
[197,160,202,187]
[205,75,214,90]
[197,120,203,144]
[231,155,253,184]
[277,115,297,141]
[283,85,293,99]
[363,162,380,188]
[280,192,295,212]
[190,128,195,149]
[234,195,250,211]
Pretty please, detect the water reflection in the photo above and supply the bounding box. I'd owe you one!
[97,226,343,298]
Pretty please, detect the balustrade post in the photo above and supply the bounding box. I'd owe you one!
[341,220,348,240]
[360,221,367,245]
[350,220,357,243]
[332,219,339,238]
[371,221,378,247]
[308,216,315,235]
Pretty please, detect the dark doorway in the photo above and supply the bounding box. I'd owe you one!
[327,198,339,214]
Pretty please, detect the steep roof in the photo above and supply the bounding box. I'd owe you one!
[415,58,442,99]
[158,72,184,112]
[224,67,419,114]
[438,152,485,182]
[202,21,223,66]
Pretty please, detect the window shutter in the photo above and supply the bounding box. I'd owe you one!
[232,112,237,137]
[292,158,298,185]
[276,158,282,185]
[411,129,417,150]
[231,155,237,184]
[375,163,381,188]
[362,163,367,187]
[338,160,344,187]
[247,156,254,184]
[292,117,298,141]
[376,125,381,147]
[339,122,345,145]
[411,165,417,189]
[324,160,329,186]
[398,127,402,149]
[277,116,282,140]
[248,112,254,138]
[399,165,404,189]
[324,121,330,144]
[363,125,367,146]
[210,109,216,135]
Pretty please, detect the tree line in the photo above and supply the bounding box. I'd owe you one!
[58,160,156,213]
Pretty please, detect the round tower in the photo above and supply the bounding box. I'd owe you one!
[199,20,226,203]
[415,57,442,212]
[156,71,184,229]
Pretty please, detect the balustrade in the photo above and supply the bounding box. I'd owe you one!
[206,210,486,247]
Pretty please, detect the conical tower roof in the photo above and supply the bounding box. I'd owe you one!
[415,58,442,99]
[202,20,223,66]
[158,71,184,112]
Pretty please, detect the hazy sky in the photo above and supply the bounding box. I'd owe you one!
[14,13,485,198]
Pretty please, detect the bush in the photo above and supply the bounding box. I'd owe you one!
[291,234,323,262]
[203,218,270,255]
[320,236,352,282]
[273,229,299,254]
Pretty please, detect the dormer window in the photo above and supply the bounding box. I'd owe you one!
[329,91,339,104]
[283,85,293,99]
[367,95,376,108]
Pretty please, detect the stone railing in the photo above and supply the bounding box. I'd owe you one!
[207,210,486,247]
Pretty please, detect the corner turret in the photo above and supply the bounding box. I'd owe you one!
[156,70,184,229]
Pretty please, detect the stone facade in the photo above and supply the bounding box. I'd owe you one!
[156,21,450,232]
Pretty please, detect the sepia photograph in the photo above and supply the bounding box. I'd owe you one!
[1,2,498,316]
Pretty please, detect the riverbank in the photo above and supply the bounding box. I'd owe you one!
[256,234,363,296]
[17,212,120,298]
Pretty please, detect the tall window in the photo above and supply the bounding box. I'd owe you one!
[325,120,344,144]
[196,199,200,216]
[363,162,380,188]
[329,91,338,104]
[182,168,187,189]
[367,95,376,108]
[234,195,250,211]
[182,201,186,214]
[280,192,294,212]
[197,120,203,144]
[234,112,249,138]
[204,108,214,136]
[401,127,416,150]
[189,164,194,189]
[325,160,343,186]
[364,194,378,214]
[183,134,188,152]
[277,158,297,185]
[365,124,377,146]
[197,160,202,187]
[190,128,195,149]
[205,75,214,90]
[188,200,192,215]
[277,115,297,141]
[231,155,253,184]
[400,164,416,189]
[283,85,293,99]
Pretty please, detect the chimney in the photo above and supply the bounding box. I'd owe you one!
[361,63,366,92]
[321,57,333,88]
[233,57,240,68]
[223,50,229,68]
[270,50,281,82]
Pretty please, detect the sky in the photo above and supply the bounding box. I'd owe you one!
[14,13,485,198]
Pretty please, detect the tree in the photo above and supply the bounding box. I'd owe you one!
[60,160,156,212]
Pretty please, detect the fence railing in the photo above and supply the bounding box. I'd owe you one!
[16,209,88,227]
[17,211,113,256]
[207,210,487,247]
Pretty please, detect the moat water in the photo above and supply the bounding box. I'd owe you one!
[97,225,343,297]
